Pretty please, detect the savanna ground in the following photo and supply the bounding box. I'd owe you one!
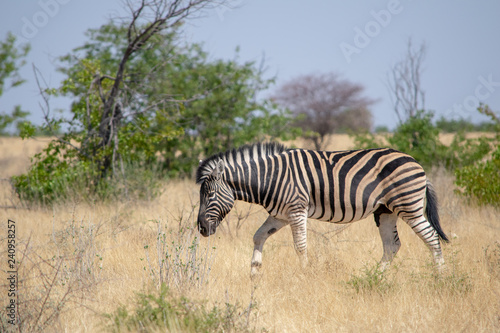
[0,134,499,332]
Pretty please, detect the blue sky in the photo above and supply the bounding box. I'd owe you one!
[1,0,499,130]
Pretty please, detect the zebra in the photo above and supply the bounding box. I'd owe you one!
[196,142,448,276]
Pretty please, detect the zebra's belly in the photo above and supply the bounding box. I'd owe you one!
[307,201,377,223]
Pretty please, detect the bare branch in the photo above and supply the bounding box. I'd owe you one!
[387,38,426,123]
[101,0,226,131]
[126,0,146,43]
[33,65,90,158]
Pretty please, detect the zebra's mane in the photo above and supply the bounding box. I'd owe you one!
[196,142,287,184]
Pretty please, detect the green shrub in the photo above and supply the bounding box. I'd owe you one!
[419,249,473,295]
[387,110,447,168]
[12,141,163,205]
[374,125,390,133]
[445,132,492,169]
[142,220,215,291]
[105,284,257,333]
[351,130,385,151]
[11,142,92,205]
[455,146,500,207]
[454,105,500,206]
[346,263,394,294]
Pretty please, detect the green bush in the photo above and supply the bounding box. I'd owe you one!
[12,142,89,205]
[388,110,447,168]
[454,105,500,206]
[455,145,500,207]
[12,141,163,205]
[445,131,492,169]
[346,263,394,295]
[413,249,473,295]
[105,284,257,333]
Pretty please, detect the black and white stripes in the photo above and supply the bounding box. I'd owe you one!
[196,143,448,275]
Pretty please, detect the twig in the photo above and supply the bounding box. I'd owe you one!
[33,65,90,159]
[0,205,19,209]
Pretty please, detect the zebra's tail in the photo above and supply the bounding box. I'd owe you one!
[425,180,449,243]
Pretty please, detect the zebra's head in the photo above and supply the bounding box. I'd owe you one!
[196,159,235,237]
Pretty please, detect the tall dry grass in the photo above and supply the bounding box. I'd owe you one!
[0,135,499,332]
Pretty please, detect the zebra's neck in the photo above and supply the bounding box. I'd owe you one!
[223,154,274,206]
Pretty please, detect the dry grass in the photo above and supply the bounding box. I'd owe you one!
[0,135,499,332]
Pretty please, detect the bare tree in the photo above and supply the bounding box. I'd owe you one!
[387,38,426,123]
[272,72,375,150]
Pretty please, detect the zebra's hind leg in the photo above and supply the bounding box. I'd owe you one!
[375,212,401,272]
[399,201,446,272]
[403,213,445,271]
[251,216,287,278]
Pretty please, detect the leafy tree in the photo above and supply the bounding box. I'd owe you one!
[0,106,30,136]
[13,11,298,204]
[0,32,30,94]
[0,32,31,136]
[160,52,299,175]
[56,21,297,175]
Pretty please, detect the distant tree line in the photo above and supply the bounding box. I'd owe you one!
[435,116,497,133]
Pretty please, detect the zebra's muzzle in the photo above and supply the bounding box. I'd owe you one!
[198,217,217,237]
[198,224,216,237]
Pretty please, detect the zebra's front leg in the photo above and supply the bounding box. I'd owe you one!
[289,211,309,269]
[251,216,287,277]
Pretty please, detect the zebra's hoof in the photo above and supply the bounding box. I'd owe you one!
[250,265,262,280]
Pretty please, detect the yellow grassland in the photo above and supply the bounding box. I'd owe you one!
[0,135,499,332]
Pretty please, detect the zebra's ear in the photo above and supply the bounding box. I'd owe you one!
[211,159,225,181]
